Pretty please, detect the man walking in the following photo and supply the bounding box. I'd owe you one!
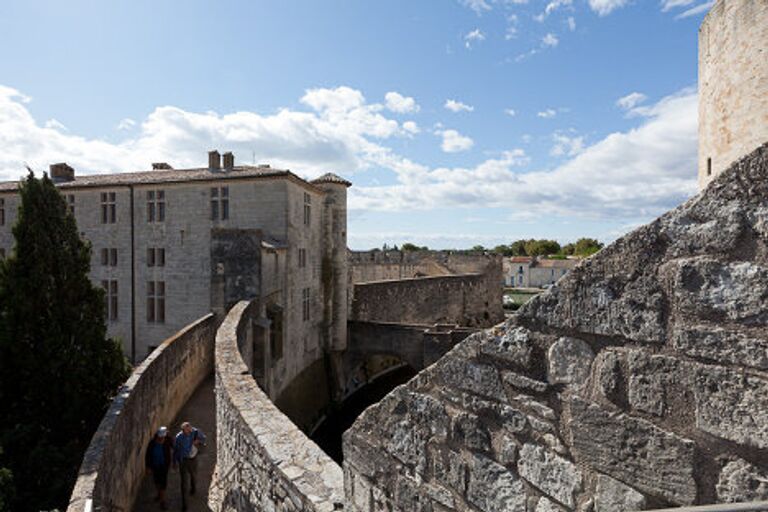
[173,421,206,511]
[145,426,173,510]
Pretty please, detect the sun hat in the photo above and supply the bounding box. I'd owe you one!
[157,426,168,437]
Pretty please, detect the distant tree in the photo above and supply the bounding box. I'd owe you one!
[561,243,575,256]
[509,240,529,256]
[573,237,603,256]
[524,239,561,256]
[401,242,429,252]
[493,244,513,256]
[0,172,129,511]
[471,245,486,252]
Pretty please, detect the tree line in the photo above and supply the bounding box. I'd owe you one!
[376,238,604,257]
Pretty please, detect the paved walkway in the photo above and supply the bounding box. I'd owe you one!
[134,375,216,512]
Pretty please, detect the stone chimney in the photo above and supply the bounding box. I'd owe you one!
[49,163,75,182]
[222,152,234,171]
[208,150,221,170]
[152,162,173,170]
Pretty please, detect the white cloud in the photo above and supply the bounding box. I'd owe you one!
[567,16,576,31]
[504,108,516,117]
[616,92,648,111]
[550,132,585,156]
[384,91,420,114]
[116,118,136,131]
[675,1,715,18]
[505,14,519,40]
[44,119,67,131]
[538,109,557,118]
[464,29,486,48]
[351,88,698,221]
[588,0,629,16]
[542,33,559,47]
[661,0,696,11]
[445,99,475,113]
[437,129,475,153]
[459,0,492,15]
[402,121,420,134]
[539,0,573,19]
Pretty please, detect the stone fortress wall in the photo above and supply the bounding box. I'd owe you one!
[211,300,344,511]
[698,0,768,188]
[67,313,216,512]
[343,145,768,511]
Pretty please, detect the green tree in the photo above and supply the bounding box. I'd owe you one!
[471,245,486,252]
[573,237,603,256]
[524,239,561,256]
[0,172,129,511]
[509,239,528,256]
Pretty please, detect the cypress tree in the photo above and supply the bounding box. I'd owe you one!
[0,172,129,511]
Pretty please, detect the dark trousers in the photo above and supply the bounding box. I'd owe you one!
[180,457,197,506]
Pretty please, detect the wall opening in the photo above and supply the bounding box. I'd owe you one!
[310,358,417,464]
[707,157,712,176]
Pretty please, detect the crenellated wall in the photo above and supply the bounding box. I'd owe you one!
[211,300,345,511]
[342,144,768,511]
[67,313,216,512]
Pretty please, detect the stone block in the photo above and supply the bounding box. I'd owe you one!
[672,324,768,370]
[594,474,647,512]
[694,365,768,449]
[467,454,527,512]
[478,326,533,368]
[503,370,548,393]
[627,351,685,417]
[536,496,566,512]
[451,412,491,452]
[569,397,697,505]
[439,358,505,400]
[716,458,768,503]
[517,443,583,508]
[547,337,595,386]
[593,350,625,405]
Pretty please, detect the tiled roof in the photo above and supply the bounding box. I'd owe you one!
[509,257,533,263]
[310,172,352,187]
[0,165,321,192]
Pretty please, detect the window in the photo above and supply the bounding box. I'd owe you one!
[147,281,166,323]
[147,190,165,222]
[147,248,166,267]
[0,198,4,226]
[67,194,75,216]
[100,192,116,224]
[210,187,229,220]
[707,157,712,176]
[298,248,307,268]
[101,248,118,266]
[101,280,118,321]
[302,287,311,321]
[268,307,283,362]
[303,192,311,225]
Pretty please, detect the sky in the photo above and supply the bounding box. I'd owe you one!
[0,0,712,249]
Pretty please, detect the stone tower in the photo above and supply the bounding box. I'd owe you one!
[698,0,768,189]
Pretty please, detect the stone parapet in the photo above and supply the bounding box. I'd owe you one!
[67,313,217,512]
[211,300,344,511]
[342,144,768,511]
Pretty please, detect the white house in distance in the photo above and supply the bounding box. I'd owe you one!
[503,256,578,288]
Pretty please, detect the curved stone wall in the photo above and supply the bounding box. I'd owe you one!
[699,0,768,188]
[67,313,217,512]
[212,300,344,511]
[343,145,768,511]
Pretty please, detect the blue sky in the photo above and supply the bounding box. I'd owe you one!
[0,0,711,249]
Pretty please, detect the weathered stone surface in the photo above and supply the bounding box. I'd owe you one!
[536,496,566,512]
[666,258,768,325]
[694,365,768,448]
[547,337,595,386]
[594,474,647,512]
[503,370,548,393]
[439,358,505,400]
[593,350,625,405]
[518,443,582,508]
[627,351,685,417]
[569,397,697,505]
[467,454,527,512]
[672,324,768,370]
[716,458,768,503]
[478,326,533,368]
[452,412,491,452]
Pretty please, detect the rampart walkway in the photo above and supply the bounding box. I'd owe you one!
[133,375,216,512]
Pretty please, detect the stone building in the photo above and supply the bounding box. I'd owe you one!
[504,256,578,288]
[0,151,350,400]
[698,0,768,188]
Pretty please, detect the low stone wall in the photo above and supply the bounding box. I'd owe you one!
[348,250,499,284]
[350,273,503,328]
[67,313,217,512]
[212,300,344,511]
[342,145,768,511]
